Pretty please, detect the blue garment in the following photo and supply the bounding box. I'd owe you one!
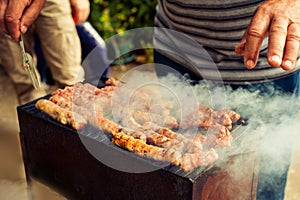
[154,50,300,200]
[77,22,109,80]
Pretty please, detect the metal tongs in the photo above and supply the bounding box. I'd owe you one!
[19,34,41,89]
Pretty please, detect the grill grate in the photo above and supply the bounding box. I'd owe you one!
[19,96,250,181]
[17,81,258,200]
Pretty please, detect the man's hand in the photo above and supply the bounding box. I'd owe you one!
[0,0,46,41]
[235,0,300,70]
[70,0,90,25]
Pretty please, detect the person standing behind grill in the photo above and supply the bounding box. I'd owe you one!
[154,0,300,200]
[0,0,89,104]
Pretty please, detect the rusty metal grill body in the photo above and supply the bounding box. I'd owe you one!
[17,95,259,200]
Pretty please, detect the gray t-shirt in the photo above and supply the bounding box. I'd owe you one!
[154,0,300,84]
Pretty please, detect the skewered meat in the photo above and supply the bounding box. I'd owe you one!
[95,117,214,170]
[146,131,171,147]
[182,104,240,130]
[211,112,232,126]
[159,127,186,141]
[95,85,116,97]
[131,110,178,129]
[51,86,73,97]
[122,129,147,142]
[105,77,120,86]
[51,83,113,118]
[112,130,199,167]
[139,123,199,152]
[35,79,242,172]
[215,110,241,123]
[97,116,121,134]
[49,94,100,127]
[35,99,87,130]
[49,95,72,110]
[111,131,167,161]
[179,148,219,172]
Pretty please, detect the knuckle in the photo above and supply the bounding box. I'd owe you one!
[5,15,16,23]
[287,24,300,41]
[270,25,287,35]
[256,3,270,15]
[286,33,300,42]
[247,28,265,38]
[270,44,284,53]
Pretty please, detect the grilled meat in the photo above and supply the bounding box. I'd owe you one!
[35,79,242,172]
[35,99,87,130]
[105,77,120,86]
[131,110,179,129]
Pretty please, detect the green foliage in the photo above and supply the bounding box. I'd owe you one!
[89,0,157,40]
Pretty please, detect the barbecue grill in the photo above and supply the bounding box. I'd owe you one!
[17,84,259,200]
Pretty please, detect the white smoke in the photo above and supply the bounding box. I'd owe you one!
[117,70,299,195]
[191,77,299,197]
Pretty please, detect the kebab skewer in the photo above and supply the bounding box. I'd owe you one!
[35,99,87,130]
[34,80,241,171]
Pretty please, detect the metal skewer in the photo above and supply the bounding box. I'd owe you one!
[19,34,41,89]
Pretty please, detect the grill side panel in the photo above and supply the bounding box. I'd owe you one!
[17,99,259,200]
[17,102,195,200]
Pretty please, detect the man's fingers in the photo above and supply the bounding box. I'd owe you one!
[5,0,27,40]
[243,9,271,69]
[235,28,248,55]
[0,0,46,40]
[71,0,90,25]
[20,0,46,34]
[0,0,8,34]
[5,15,19,40]
[281,23,300,70]
[267,17,289,67]
[75,9,89,25]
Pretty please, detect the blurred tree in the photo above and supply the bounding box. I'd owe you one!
[89,0,157,64]
[89,0,157,39]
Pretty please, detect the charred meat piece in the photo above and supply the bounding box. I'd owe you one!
[105,77,120,86]
[95,85,116,97]
[181,104,240,132]
[97,116,121,134]
[216,110,241,123]
[131,110,178,129]
[35,79,243,172]
[112,131,166,160]
[50,95,100,127]
[179,148,218,172]
[49,95,72,110]
[35,99,87,130]
[122,129,147,143]
[211,112,232,126]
